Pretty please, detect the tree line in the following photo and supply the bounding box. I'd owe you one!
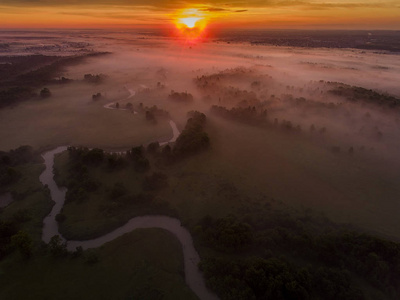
[0,146,42,188]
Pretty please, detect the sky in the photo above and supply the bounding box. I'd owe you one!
[0,0,399,30]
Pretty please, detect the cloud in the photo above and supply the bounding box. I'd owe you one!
[303,1,398,10]
[199,7,230,12]
[198,7,248,13]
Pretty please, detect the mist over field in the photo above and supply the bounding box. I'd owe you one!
[2,29,400,300]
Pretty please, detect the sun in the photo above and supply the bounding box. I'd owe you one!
[173,8,208,40]
[179,17,202,29]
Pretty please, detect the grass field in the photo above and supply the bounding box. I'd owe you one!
[0,228,198,300]
[0,82,171,151]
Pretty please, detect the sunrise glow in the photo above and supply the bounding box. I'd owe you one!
[179,17,202,29]
[0,2,399,29]
[172,8,209,40]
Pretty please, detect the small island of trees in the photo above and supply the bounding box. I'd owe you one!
[168,90,194,103]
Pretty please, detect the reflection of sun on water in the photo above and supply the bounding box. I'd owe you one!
[173,8,208,40]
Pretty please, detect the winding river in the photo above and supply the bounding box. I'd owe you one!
[103,87,179,146]
[160,120,180,145]
[103,87,137,112]
[39,146,218,300]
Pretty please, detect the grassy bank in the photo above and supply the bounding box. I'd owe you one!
[0,228,198,300]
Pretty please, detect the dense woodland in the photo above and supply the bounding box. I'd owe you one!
[196,209,400,300]
[0,146,42,189]
[168,90,194,103]
[0,146,47,260]
[210,105,268,126]
[327,82,400,108]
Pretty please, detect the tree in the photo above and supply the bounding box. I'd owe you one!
[145,111,156,123]
[82,148,104,164]
[143,172,168,191]
[134,157,150,172]
[92,92,102,101]
[168,91,194,103]
[0,221,18,259]
[147,142,160,154]
[127,146,150,172]
[109,182,127,199]
[173,111,210,156]
[162,145,171,156]
[55,213,66,223]
[106,154,126,170]
[40,87,51,98]
[12,209,31,223]
[11,230,33,258]
[85,250,99,264]
[72,246,83,258]
[0,167,20,186]
[48,235,68,257]
[199,215,253,251]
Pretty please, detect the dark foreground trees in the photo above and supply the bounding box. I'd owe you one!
[196,211,400,300]
[172,111,210,157]
[200,257,364,300]
[0,145,42,188]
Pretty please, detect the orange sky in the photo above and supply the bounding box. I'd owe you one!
[0,1,399,29]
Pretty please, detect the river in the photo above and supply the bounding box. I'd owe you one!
[39,146,218,300]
